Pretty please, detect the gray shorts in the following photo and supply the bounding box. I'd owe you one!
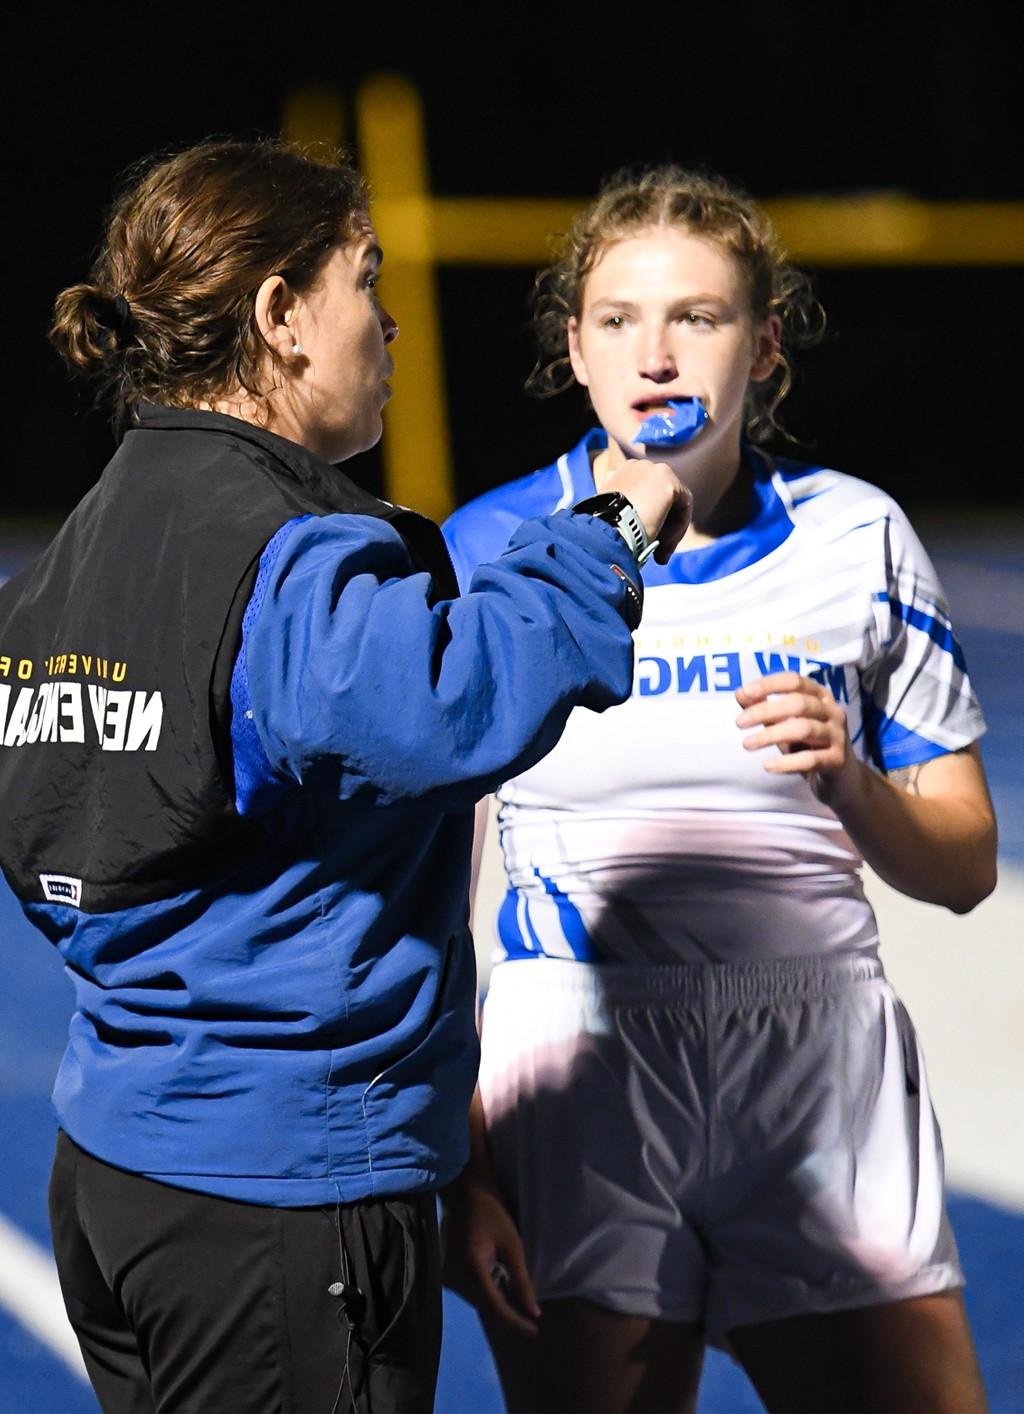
[479,954,962,1347]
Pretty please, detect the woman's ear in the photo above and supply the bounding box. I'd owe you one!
[254,275,298,360]
[750,314,782,383]
[567,316,589,388]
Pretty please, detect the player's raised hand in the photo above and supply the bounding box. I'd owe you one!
[602,459,693,562]
[735,671,856,802]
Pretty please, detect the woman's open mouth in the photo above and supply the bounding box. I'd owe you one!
[632,397,709,448]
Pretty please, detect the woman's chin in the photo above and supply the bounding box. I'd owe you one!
[322,419,384,466]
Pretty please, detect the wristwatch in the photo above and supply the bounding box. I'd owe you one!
[572,491,659,566]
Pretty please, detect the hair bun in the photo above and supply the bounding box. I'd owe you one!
[50,283,128,376]
[90,289,132,334]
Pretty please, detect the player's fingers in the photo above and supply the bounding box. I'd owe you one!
[504,1239,542,1322]
[736,692,830,728]
[762,748,832,775]
[653,482,694,562]
[741,719,833,752]
[479,1259,540,1336]
[735,671,821,705]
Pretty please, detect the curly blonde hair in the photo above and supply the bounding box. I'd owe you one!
[528,165,825,444]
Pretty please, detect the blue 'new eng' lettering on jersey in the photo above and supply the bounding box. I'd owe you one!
[444,432,986,967]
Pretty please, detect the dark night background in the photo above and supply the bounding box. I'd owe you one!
[9,3,1022,521]
[2,11,1023,1412]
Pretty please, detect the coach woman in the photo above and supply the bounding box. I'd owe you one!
[0,140,687,1413]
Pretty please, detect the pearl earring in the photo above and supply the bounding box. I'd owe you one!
[292,342,303,355]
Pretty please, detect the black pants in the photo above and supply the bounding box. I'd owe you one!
[49,1131,442,1414]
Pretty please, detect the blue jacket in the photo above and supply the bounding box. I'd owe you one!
[0,408,642,1204]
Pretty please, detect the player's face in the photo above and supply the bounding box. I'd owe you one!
[289,222,398,463]
[568,227,778,464]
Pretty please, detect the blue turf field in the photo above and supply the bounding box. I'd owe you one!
[1,521,1022,1412]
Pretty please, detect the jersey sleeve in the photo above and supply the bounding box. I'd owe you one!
[236,510,642,811]
[859,505,985,771]
[442,455,576,591]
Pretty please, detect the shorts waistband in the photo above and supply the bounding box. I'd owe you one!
[486,953,885,1008]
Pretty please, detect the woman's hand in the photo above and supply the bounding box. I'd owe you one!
[735,670,857,804]
[441,1176,541,1336]
[603,460,693,563]
[735,670,996,911]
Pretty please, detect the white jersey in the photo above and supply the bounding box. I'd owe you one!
[443,432,985,965]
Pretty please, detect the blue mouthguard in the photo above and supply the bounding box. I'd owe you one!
[634,397,708,447]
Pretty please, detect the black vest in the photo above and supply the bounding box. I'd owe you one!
[0,404,457,912]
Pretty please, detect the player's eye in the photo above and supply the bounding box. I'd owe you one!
[602,314,626,330]
[684,310,716,328]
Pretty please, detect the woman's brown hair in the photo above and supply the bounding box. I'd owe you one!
[50,139,368,425]
[528,165,825,444]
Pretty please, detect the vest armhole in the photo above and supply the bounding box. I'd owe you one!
[209,549,265,799]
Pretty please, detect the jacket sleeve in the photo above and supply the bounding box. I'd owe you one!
[242,510,642,808]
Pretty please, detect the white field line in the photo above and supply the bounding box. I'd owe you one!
[0,1212,88,1381]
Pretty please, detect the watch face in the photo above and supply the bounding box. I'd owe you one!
[574,492,629,519]
[572,490,647,563]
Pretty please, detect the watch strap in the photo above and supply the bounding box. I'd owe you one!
[572,491,655,565]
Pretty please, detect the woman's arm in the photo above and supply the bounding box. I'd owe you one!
[441,1087,541,1336]
[246,510,643,810]
[469,796,492,935]
[736,670,997,913]
[443,802,539,1332]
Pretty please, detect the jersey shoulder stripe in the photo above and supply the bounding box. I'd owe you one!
[443,431,604,592]
[773,458,899,532]
[780,470,974,689]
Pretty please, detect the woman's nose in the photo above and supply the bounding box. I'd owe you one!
[639,329,676,381]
